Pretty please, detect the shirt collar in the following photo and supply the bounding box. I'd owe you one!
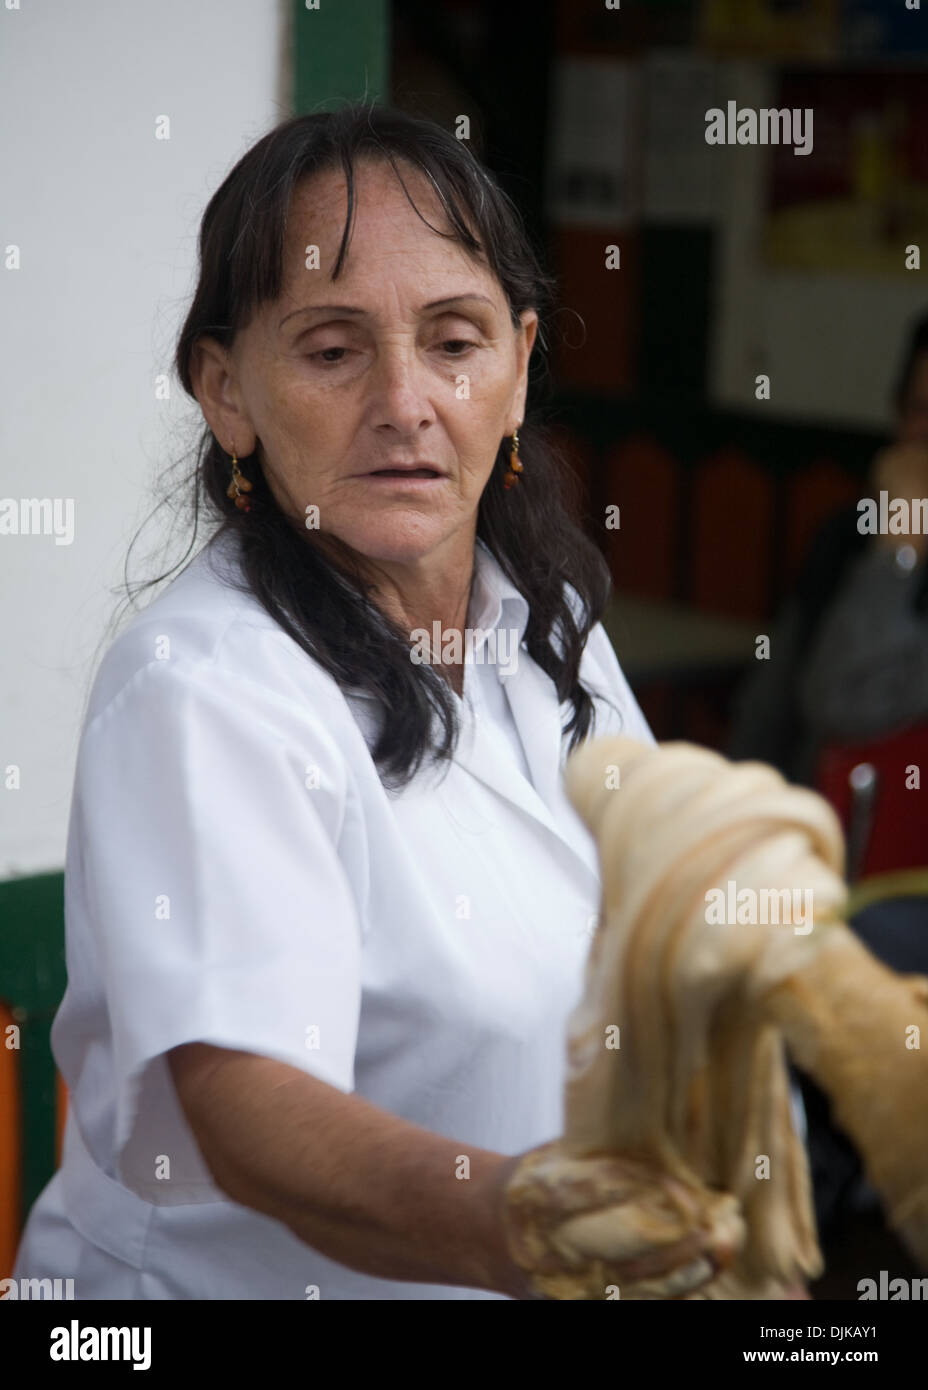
[469,538,530,653]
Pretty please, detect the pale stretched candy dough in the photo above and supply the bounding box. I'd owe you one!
[561,735,928,1296]
[502,735,928,1299]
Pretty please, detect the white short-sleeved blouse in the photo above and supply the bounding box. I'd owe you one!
[13,529,654,1300]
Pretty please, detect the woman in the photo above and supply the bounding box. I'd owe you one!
[13,103,735,1300]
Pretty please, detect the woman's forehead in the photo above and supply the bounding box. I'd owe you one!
[278,163,501,308]
[291,157,439,218]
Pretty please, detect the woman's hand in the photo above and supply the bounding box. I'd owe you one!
[495,1140,745,1300]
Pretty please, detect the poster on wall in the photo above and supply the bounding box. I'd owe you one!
[547,57,640,228]
[764,70,928,274]
[643,53,722,224]
[546,58,642,393]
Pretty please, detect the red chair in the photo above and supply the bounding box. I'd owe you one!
[815,721,928,881]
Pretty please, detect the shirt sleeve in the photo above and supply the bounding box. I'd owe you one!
[71,656,365,1204]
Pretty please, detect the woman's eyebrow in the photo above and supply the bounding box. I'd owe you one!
[278,293,496,330]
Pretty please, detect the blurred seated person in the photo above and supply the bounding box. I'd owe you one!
[726,314,928,1289]
[727,311,928,787]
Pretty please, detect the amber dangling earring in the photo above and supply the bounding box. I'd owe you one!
[503,427,524,490]
[226,446,253,513]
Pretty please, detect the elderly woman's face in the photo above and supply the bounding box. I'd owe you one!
[201,159,537,567]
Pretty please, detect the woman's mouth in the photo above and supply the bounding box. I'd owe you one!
[368,468,440,478]
[357,465,446,488]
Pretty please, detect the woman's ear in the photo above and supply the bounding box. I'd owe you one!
[188,335,257,456]
[519,308,539,358]
[510,310,539,427]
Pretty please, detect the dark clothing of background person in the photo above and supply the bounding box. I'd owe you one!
[726,501,928,788]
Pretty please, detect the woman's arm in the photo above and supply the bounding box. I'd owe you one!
[168,1042,734,1300]
[168,1041,531,1297]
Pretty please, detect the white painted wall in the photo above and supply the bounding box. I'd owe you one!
[1,0,287,876]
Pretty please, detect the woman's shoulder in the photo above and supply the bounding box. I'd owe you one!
[85,531,349,734]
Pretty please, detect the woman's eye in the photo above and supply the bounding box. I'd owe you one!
[308,340,476,364]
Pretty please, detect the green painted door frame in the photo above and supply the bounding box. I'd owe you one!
[0,872,66,1224]
[291,0,391,112]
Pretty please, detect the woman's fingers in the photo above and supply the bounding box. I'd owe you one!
[550,1188,741,1267]
[523,1248,720,1301]
[549,1186,744,1298]
[610,1255,717,1300]
[502,1141,747,1299]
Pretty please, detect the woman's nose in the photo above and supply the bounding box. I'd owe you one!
[369,345,435,434]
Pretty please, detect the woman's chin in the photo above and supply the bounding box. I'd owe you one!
[325,520,467,569]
